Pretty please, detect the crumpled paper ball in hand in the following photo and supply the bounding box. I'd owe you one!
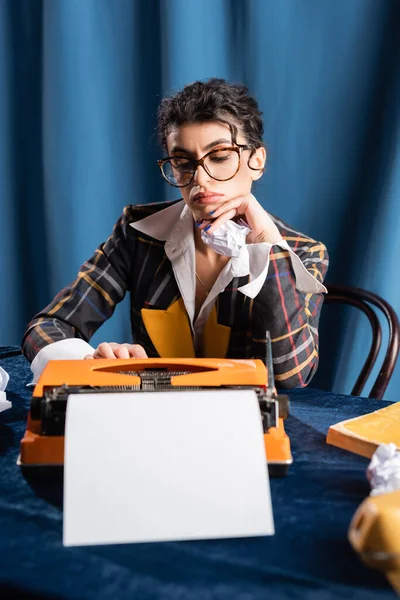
[201,219,251,257]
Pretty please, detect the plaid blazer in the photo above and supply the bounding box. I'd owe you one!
[22,199,329,389]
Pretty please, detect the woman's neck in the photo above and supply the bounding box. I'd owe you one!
[193,225,230,321]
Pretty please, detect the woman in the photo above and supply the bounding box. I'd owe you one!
[22,78,328,388]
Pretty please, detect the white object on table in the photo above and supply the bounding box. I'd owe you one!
[63,389,274,546]
[0,366,11,412]
[367,442,400,496]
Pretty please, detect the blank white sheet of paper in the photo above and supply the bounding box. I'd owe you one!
[63,389,274,546]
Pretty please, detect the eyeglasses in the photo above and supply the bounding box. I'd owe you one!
[157,145,251,188]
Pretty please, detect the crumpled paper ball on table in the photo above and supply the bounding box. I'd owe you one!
[0,366,12,412]
[367,443,400,496]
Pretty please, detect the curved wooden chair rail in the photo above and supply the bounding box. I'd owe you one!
[324,284,400,399]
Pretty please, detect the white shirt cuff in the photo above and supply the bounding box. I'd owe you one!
[238,239,327,298]
[30,339,95,384]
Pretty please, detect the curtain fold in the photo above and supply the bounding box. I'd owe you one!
[0,0,399,398]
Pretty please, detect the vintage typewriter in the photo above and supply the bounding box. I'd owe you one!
[20,334,292,476]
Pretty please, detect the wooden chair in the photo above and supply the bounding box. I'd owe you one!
[323,284,399,399]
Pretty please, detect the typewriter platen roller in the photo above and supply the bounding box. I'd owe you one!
[20,340,292,476]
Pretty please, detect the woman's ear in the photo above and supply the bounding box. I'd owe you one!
[249,146,267,180]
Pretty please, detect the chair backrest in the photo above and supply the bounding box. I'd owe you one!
[323,284,400,399]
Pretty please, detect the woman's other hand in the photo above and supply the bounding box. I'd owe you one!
[84,343,148,360]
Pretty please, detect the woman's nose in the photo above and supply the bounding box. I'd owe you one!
[193,164,212,186]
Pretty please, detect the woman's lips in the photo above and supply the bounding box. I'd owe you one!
[193,193,224,205]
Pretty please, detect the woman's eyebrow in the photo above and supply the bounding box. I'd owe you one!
[203,138,232,151]
[170,138,232,155]
[169,146,191,155]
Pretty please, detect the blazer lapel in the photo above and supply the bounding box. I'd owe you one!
[141,297,195,358]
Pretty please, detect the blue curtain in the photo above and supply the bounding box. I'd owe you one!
[0,0,399,399]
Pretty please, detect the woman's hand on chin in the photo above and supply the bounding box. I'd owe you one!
[195,194,282,244]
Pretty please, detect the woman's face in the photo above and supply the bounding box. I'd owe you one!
[165,121,266,221]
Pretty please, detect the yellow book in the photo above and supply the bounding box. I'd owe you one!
[329,404,400,594]
[326,402,400,458]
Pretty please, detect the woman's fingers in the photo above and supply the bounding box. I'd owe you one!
[204,208,238,234]
[87,342,148,360]
[95,342,118,358]
[196,197,246,234]
[128,345,148,358]
[206,197,244,221]
[113,344,130,359]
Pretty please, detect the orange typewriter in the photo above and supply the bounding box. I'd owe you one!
[20,334,292,476]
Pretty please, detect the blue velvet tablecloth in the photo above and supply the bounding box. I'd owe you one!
[0,346,397,600]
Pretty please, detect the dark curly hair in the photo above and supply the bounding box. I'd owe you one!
[157,79,264,159]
